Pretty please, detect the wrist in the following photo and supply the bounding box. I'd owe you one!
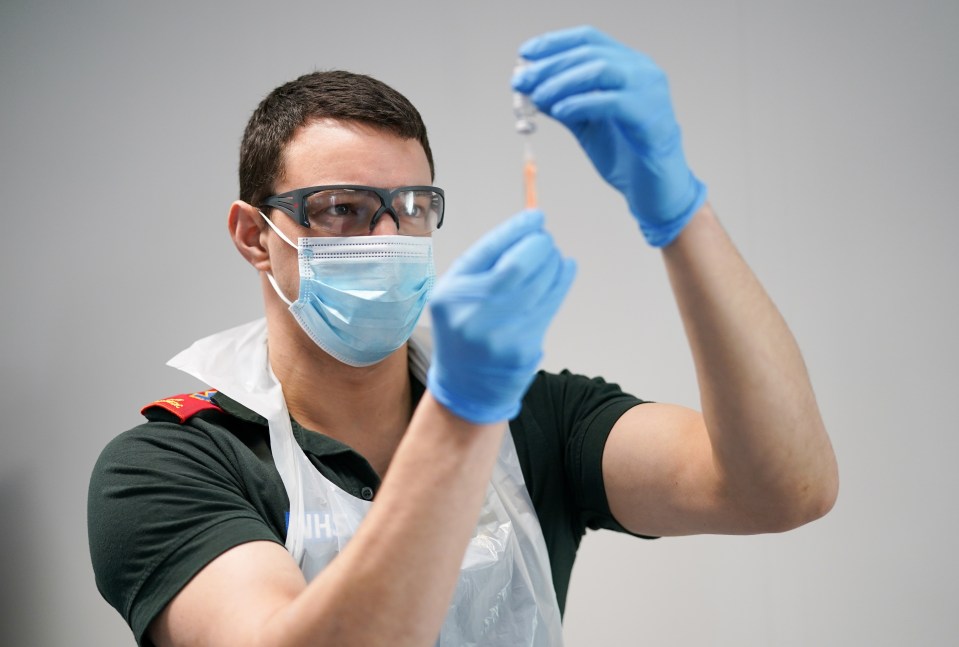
[411,391,507,436]
[636,174,708,247]
[426,363,533,425]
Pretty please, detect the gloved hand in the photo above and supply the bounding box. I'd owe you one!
[427,210,576,424]
[512,25,707,247]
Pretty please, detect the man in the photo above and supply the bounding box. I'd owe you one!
[88,26,838,647]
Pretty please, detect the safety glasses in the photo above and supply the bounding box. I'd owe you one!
[260,185,445,236]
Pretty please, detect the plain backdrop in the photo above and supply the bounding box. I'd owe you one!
[2,0,957,645]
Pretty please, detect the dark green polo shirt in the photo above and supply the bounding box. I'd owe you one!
[88,369,649,646]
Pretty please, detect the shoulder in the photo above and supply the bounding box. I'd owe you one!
[94,390,231,473]
[511,369,649,525]
[519,369,647,429]
[88,391,285,641]
[139,388,223,423]
[512,368,646,451]
[509,368,647,516]
[90,389,275,517]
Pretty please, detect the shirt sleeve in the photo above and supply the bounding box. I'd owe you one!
[87,420,284,646]
[515,369,653,535]
[510,369,655,614]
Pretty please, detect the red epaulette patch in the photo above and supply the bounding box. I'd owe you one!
[141,389,222,423]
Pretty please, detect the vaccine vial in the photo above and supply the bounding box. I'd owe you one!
[513,60,537,134]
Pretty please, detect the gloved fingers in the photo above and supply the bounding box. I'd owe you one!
[551,89,678,149]
[501,250,575,329]
[549,90,638,125]
[436,230,572,315]
[527,256,577,324]
[475,254,576,364]
[518,25,622,60]
[525,57,627,113]
[514,47,668,120]
[434,229,557,301]
[549,92,608,127]
[487,229,560,294]
[506,239,565,307]
[513,44,620,95]
[449,209,544,275]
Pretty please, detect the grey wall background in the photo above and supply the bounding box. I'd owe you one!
[1,0,956,644]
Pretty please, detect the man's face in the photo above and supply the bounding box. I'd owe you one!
[265,118,434,301]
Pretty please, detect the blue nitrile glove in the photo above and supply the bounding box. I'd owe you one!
[427,210,577,424]
[512,26,707,247]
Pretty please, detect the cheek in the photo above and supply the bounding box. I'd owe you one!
[270,240,301,299]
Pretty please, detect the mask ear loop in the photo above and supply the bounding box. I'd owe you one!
[259,210,296,307]
[260,210,298,248]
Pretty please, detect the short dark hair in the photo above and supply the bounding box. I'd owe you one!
[239,70,435,208]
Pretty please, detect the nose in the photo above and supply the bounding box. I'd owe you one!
[369,208,400,235]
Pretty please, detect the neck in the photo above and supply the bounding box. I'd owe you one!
[263,278,414,476]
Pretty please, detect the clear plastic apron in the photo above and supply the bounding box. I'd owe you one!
[169,319,564,646]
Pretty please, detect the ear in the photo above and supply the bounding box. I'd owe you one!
[228,201,272,271]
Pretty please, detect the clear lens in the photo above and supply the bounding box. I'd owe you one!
[305,189,380,235]
[302,187,443,236]
[392,189,443,234]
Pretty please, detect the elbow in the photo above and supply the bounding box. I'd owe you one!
[768,421,841,532]
[768,459,840,533]
[817,460,840,517]
[732,447,839,535]
[807,463,840,523]
[800,439,840,526]
[746,486,837,535]
[792,476,839,530]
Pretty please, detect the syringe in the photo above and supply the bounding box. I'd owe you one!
[523,141,537,210]
[513,60,538,209]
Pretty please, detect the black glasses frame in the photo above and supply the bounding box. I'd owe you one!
[260,184,445,233]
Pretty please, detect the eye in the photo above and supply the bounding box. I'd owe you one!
[327,201,361,217]
[306,190,378,225]
[396,191,437,219]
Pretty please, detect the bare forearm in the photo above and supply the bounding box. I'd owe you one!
[260,394,505,647]
[662,204,838,529]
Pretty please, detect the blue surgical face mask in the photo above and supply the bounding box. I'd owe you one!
[261,212,434,367]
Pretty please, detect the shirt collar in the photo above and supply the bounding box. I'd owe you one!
[210,371,425,458]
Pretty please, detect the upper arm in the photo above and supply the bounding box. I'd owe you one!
[88,422,290,644]
[602,403,741,537]
[149,540,306,647]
